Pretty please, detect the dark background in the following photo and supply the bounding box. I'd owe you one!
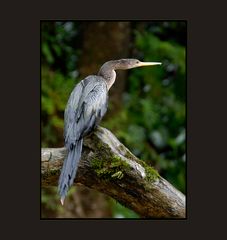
[1,0,226,238]
[41,21,186,218]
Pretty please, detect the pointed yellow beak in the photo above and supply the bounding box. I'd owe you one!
[139,61,162,67]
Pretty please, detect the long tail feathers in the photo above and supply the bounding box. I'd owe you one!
[58,139,83,204]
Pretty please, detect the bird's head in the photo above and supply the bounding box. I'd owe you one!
[115,59,162,70]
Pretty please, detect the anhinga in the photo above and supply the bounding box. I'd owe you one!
[58,59,161,204]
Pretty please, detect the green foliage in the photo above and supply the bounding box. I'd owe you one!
[41,67,76,147]
[41,22,80,76]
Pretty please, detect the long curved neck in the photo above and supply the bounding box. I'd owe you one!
[98,60,121,90]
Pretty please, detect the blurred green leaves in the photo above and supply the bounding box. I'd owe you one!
[41,67,76,147]
[41,22,80,76]
[135,31,186,101]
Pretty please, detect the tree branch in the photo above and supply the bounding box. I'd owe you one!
[41,126,185,218]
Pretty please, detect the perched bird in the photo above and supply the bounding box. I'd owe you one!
[58,59,161,204]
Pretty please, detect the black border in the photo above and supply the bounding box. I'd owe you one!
[2,0,226,238]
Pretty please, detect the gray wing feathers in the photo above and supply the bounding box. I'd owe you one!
[64,82,83,140]
[64,76,108,147]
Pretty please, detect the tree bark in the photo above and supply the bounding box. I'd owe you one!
[41,126,185,218]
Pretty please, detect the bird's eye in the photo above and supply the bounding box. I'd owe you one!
[136,61,139,63]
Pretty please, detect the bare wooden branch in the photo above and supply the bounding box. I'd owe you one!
[41,126,186,218]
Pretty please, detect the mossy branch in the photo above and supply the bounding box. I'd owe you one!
[41,126,185,218]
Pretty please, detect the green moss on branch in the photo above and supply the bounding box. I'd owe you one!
[91,155,130,180]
